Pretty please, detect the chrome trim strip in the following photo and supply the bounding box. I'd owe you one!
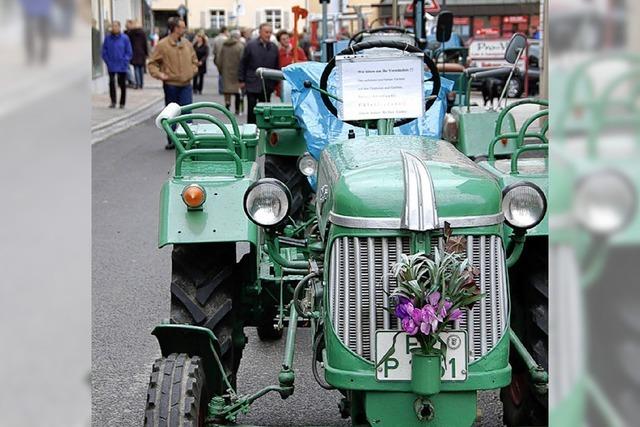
[480,235,487,355]
[490,236,498,347]
[343,237,350,346]
[401,151,439,231]
[382,238,390,329]
[354,237,363,356]
[328,211,504,229]
[368,237,376,354]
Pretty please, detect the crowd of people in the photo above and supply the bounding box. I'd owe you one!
[101,18,311,148]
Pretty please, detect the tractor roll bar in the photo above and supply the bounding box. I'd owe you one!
[256,67,285,81]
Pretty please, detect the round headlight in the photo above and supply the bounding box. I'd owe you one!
[502,182,547,229]
[298,153,317,177]
[243,178,291,227]
[574,170,635,234]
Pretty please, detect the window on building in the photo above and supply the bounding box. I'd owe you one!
[265,9,282,30]
[210,9,226,30]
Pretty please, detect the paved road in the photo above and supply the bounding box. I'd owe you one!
[92,93,504,427]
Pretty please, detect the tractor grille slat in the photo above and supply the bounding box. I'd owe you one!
[329,235,508,362]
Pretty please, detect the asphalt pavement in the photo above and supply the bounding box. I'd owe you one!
[92,86,504,426]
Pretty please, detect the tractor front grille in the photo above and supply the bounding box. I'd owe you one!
[328,235,508,362]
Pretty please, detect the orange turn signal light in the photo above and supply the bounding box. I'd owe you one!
[182,184,206,209]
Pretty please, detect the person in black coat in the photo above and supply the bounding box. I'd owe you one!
[238,23,278,124]
[192,32,209,95]
[126,20,149,89]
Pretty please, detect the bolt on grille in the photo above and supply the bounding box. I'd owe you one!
[328,235,508,362]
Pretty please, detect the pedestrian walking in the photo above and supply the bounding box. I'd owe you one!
[212,26,229,95]
[19,0,52,64]
[147,17,198,149]
[276,30,307,68]
[127,20,149,89]
[101,20,132,109]
[216,29,244,115]
[150,27,160,48]
[192,31,209,95]
[238,23,278,124]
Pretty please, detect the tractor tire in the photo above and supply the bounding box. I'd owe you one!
[144,353,207,427]
[501,244,548,426]
[169,243,243,388]
[264,155,311,220]
[256,301,283,341]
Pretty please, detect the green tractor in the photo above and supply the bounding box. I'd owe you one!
[142,33,548,426]
[443,33,532,161]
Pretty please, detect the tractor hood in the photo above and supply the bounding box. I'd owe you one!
[316,135,503,232]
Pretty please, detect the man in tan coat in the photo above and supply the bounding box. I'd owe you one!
[148,17,198,149]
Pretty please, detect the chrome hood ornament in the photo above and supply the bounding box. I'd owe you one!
[400,151,439,231]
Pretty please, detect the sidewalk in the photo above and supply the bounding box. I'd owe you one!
[90,64,243,143]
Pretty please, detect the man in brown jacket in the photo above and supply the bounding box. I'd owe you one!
[148,17,198,149]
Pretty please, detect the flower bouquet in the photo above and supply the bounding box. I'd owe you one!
[378,246,483,394]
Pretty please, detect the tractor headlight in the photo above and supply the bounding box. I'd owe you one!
[502,182,547,229]
[298,153,317,177]
[574,171,635,235]
[442,113,458,143]
[243,178,291,227]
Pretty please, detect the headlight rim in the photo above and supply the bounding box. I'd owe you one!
[297,152,318,177]
[573,169,636,235]
[502,181,547,230]
[243,178,292,227]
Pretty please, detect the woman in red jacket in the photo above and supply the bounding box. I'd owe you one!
[276,30,307,68]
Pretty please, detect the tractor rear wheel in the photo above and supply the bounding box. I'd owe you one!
[501,242,548,426]
[264,155,311,220]
[169,243,244,388]
[144,353,207,427]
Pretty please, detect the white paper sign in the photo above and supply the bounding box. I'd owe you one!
[338,55,424,121]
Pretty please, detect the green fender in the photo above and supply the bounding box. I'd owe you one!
[451,106,517,159]
[152,324,227,395]
[158,164,259,248]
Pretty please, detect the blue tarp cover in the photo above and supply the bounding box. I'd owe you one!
[282,61,453,161]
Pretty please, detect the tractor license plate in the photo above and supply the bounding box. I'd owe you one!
[375,330,468,382]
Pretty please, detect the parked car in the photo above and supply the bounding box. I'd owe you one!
[468,37,540,97]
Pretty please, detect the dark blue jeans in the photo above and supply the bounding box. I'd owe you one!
[163,83,193,145]
[133,65,144,88]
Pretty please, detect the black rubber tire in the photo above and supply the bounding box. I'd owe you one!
[144,353,207,427]
[501,242,548,426]
[169,243,243,388]
[256,300,284,341]
[264,154,311,221]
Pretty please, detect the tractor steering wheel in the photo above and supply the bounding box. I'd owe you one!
[348,26,416,47]
[319,40,441,129]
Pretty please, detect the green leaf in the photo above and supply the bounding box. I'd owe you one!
[376,331,404,368]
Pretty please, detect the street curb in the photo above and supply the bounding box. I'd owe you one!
[91,95,165,145]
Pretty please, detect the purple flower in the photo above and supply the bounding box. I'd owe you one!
[448,308,463,320]
[402,317,419,335]
[428,291,441,306]
[439,299,453,318]
[394,296,411,319]
[421,304,441,335]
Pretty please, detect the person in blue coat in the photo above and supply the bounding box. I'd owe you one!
[101,21,133,108]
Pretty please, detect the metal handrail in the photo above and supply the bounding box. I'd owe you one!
[493,98,548,137]
[178,102,247,159]
[510,144,548,175]
[161,113,244,178]
[487,132,548,162]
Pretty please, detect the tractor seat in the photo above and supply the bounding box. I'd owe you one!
[175,123,257,141]
[437,63,465,73]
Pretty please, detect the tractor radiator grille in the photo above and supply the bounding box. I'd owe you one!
[328,235,508,362]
